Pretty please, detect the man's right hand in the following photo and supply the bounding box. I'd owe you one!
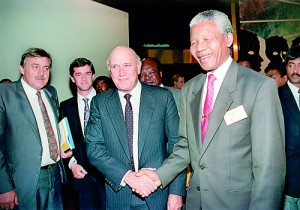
[0,190,18,210]
[124,171,158,197]
[136,168,162,186]
[71,162,88,179]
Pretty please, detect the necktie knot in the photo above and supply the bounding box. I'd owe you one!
[124,94,132,101]
[83,97,89,105]
[36,91,41,97]
[208,74,216,84]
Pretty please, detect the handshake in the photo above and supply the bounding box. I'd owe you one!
[124,168,162,197]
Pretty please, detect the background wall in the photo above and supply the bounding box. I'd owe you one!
[0,0,128,101]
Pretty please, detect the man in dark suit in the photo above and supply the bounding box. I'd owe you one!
[138,10,286,210]
[279,45,300,209]
[60,58,106,210]
[0,48,71,210]
[85,46,186,209]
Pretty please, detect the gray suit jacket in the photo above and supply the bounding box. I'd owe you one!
[156,60,286,210]
[0,80,65,208]
[86,83,186,210]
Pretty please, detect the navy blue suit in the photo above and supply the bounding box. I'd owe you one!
[279,83,300,198]
[60,97,106,209]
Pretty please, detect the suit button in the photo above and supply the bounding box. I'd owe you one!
[200,164,205,170]
[196,186,200,191]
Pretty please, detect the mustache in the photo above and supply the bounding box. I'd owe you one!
[292,73,300,77]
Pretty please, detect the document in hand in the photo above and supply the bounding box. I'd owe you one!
[59,117,75,152]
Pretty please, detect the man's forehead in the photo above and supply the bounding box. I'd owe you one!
[288,57,300,63]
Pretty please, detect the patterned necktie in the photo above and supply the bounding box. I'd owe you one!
[83,97,90,135]
[201,74,216,143]
[37,91,59,161]
[124,94,135,171]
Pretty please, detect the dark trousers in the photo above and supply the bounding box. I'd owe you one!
[130,193,148,210]
[77,177,106,210]
[16,163,63,210]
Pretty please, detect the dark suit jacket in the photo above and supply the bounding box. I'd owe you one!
[0,80,65,208]
[60,97,105,192]
[279,83,300,198]
[86,83,186,210]
[156,60,286,210]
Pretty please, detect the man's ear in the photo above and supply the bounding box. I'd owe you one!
[70,75,75,83]
[226,32,234,48]
[20,65,25,75]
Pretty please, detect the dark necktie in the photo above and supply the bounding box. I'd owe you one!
[201,74,216,143]
[124,94,135,171]
[37,91,59,161]
[83,97,90,135]
[298,89,300,109]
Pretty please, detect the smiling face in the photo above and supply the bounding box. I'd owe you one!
[20,56,51,90]
[108,46,141,93]
[140,58,161,86]
[70,64,94,96]
[190,21,233,72]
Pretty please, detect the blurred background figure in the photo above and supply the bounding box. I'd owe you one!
[265,35,288,64]
[238,29,263,72]
[171,73,185,89]
[93,75,114,94]
[264,62,287,88]
[292,37,300,48]
[237,56,253,69]
[140,57,181,111]
[0,78,12,84]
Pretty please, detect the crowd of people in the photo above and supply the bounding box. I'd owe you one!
[0,9,299,210]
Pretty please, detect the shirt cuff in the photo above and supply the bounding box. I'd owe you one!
[120,170,131,187]
[68,156,77,169]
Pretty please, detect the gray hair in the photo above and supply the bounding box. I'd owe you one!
[190,10,234,35]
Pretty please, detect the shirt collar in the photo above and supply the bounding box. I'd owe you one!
[208,56,232,81]
[77,88,96,101]
[118,81,142,99]
[288,80,299,94]
[21,77,43,98]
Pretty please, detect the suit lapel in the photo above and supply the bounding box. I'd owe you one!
[281,84,300,127]
[138,85,155,159]
[68,98,84,139]
[201,61,237,155]
[16,81,41,144]
[190,75,205,151]
[106,89,131,160]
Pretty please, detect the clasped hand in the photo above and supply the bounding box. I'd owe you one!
[124,168,162,197]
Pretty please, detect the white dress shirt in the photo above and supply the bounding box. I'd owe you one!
[118,81,141,171]
[68,88,97,169]
[21,78,60,166]
[201,56,232,116]
[287,81,300,109]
